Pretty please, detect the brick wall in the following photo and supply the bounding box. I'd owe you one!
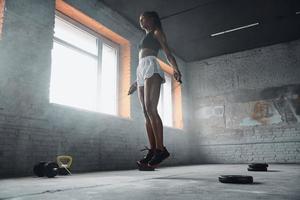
[187,39,300,164]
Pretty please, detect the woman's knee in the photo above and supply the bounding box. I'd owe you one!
[145,104,158,118]
[142,108,150,120]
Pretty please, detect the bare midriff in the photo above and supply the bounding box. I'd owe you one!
[139,48,158,59]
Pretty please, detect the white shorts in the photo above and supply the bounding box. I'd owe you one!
[136,56,166,87]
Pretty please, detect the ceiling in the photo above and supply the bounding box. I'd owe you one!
[99,0,300,62]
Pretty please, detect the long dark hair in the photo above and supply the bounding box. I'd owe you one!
[141,11,163,31]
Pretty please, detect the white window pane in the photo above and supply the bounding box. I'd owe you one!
[54,16,98,55]
[163,75,173,126]
[158,75,173,127]
[100,44,118,115]
[50,42,98,111]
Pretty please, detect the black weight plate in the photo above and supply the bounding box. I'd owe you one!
[219,175,253,184]
[33,162,46,177]
[45,162,59,178]
[248,167,267,171]
[249,163,268,168]
[248,165,268,170]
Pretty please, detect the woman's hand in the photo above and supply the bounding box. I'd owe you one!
[173,69,182,84]
[128,81,137,95]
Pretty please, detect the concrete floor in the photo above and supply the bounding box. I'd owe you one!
[0,164,299,200]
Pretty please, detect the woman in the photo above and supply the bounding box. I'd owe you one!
[128,11,182,168]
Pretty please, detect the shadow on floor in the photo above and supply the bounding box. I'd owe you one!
[154,177,215,182]
[266,170,281,172]
[249,170,281,172]
[252,182,263,185]
[155,177,265,185]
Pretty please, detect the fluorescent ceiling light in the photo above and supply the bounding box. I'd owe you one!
[210,22,259,37]
[296,11,300,15]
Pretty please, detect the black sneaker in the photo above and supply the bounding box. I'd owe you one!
[137,146,155,165]
[148,147,170,167]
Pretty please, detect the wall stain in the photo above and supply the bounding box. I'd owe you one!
[251,101,272,125]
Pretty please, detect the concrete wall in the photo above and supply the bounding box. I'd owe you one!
[187,39,300,164]
[0,0,191,178]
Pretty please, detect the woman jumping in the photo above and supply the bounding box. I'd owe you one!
[128,11,182,168]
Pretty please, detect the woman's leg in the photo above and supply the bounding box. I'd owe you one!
[144,73,164,150]
[137,86,156,150]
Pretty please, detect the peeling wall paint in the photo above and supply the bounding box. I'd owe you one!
[240,100,282,126]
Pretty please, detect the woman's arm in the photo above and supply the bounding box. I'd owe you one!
[154,29,182,83]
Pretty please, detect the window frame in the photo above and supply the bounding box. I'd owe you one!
[51,11,120,115]
[0,0,5,40]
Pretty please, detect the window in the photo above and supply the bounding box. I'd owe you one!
[50,14,119,115]
[157,59,183,129]
[158,74,173,127]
